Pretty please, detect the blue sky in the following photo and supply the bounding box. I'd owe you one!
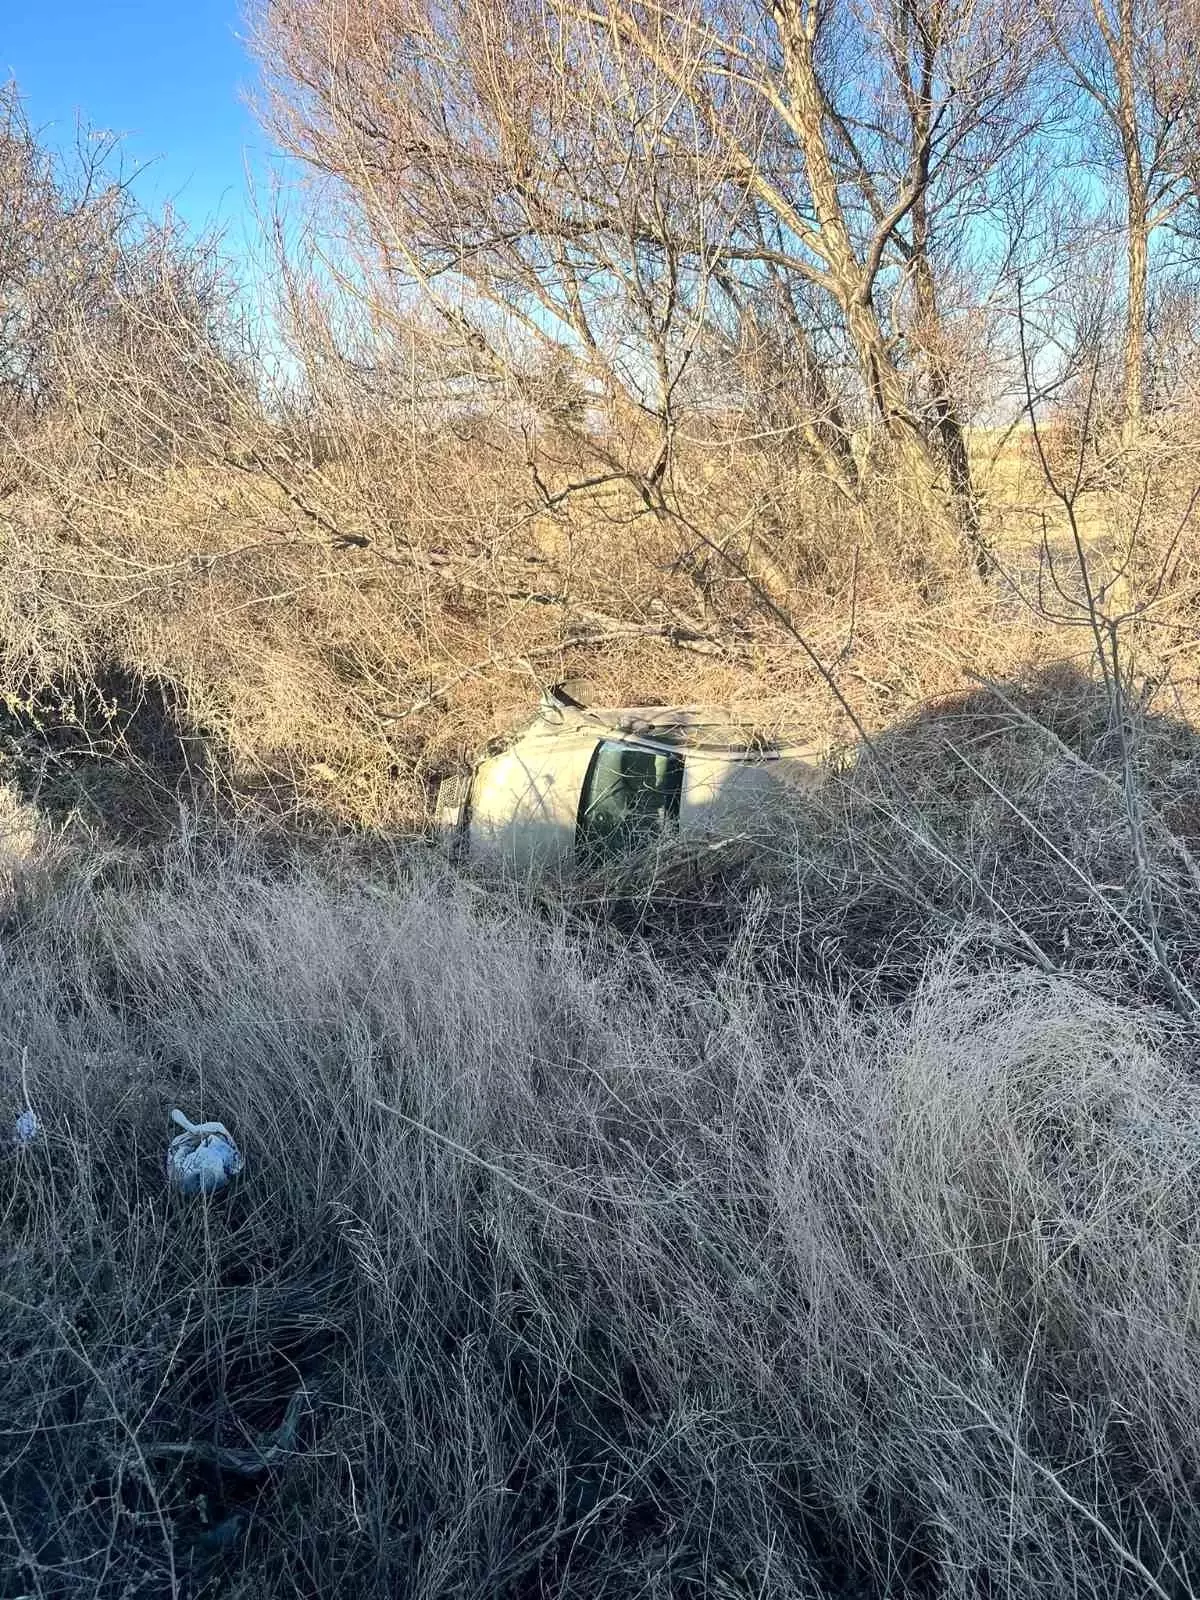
[4,0,267,246]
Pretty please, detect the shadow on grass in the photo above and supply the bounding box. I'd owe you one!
[0,663,220,841]
[554,661,1200,1009]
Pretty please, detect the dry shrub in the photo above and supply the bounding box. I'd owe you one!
[2,82,1198,834]
[0,85,249,496]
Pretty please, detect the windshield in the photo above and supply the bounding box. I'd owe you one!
[576,741,684,859]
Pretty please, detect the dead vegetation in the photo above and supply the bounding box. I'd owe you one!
[2,0,1200,835]
[1,2,1200,1590]
[3,786,1200,1598]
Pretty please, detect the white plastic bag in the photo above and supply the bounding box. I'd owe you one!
[12,1108,38,1147]
[166,1108,244,1195]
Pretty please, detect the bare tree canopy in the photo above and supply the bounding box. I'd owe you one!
[254,0,1067,569]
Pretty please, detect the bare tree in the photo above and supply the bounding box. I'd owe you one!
[1043,0,1200,432]
[0,82,251,489]
[774,0,1054,559]
[255,0,1048,573]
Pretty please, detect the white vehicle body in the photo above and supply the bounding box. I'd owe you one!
[436,687,822,872]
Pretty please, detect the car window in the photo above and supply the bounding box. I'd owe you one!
[576,740,684,859]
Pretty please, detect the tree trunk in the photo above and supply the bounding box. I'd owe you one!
[1104,0,1148,436]
[1124,189,1148,433]
[842,292,949,525]
[910,195,987,574]
[755,290,863,500]
[772,0,957,540]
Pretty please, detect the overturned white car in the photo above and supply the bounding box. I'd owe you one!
[435,684,822,872]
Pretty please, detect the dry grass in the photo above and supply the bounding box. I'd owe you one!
[4,75,1200,1600]
[551,665,1200,1012]
[2,780,1200,1598]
